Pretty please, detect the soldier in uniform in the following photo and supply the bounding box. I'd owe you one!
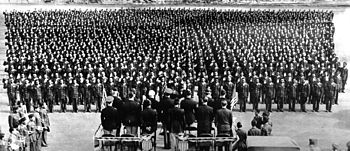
[276,79,286,112]
[238,78,249,112]
[34,80,43,108]
[23,80,32,112]
[288,79,298,112]
[266,78,275,112]
[300,80,310,112]
[84,80,92,112]
[71,79,80,112]
[198,78,207,104]
[313,78,323,112]
[47,80,55,113]
[95,79,104,112]
[8,79,18,111]
[341,62,348,92]
[252,78,262,112]
[325,78,337,112]
[59,80,68,112]
[159,88,174,149]
[334,72,341,105]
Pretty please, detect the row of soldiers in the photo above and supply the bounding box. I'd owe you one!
[4,59,347,113]
[3,8,343,114]
[4,78,106,113]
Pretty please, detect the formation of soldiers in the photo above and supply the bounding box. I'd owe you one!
[2,8,347,113]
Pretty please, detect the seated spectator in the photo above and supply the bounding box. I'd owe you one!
[248,120,261,136]
[261,111,273,136]
[235,122,247,151]
[253,110,263,129]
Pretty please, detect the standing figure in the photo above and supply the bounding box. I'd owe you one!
[180,90,197,127]
[46,80,55,113]
[252,79,262,112]
[341,62,348,92]
[71,79,80,112]
[313,79,323,112]
[325,78,337,112]
[34,80,43,108]
[238,78,249,112]
[95,79,104,112]
[24,81,32,112]
[288,79,298,112]
[84,80,92,112]
[168,99,185,150]
[39,103,50,147]
[300,80,310,112]
[59,80,68,112]
[276,79,286,112]
[159,89,174,149]
[266,79,275,112]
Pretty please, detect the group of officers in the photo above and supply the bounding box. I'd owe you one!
[2,8,346,114]
[101,87,274,150]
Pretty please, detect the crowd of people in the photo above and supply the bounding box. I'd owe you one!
[2,8,346,115]
[2,103,50,151]
[100,88,274,150]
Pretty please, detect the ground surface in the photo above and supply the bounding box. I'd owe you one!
[0,3,350,151]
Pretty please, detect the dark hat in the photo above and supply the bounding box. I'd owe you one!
[106,96,114,103]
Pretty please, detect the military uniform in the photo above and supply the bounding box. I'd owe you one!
[71,82,80,112]
[238,82,249,112]
[325,80,337,112]
[252,81,262,111]
[266,82,275,112]
[300,81,310,112]
[276,81,286,112]
[313,81,323,112]
[59,83,68,112]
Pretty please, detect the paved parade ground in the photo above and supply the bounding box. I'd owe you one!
[0,3,350,151]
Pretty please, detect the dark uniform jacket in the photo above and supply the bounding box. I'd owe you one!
[215,108,232,134]
[168,107,185,134]
[180,97,197,126]
[159,96,174,123]
[101,106,120,131]
[140,108,157,134]
[121,99,141,126]
[195,105,214,134]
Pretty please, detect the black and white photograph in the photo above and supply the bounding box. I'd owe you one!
[0,0,349,150]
